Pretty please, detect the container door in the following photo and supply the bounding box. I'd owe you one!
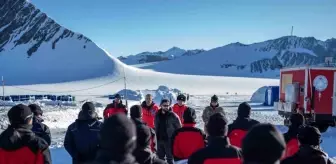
[268,88,272,106]
[333,72,336,116]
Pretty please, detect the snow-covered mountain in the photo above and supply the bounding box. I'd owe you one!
[118,47,205,65]
[140,36,336,78]
[0,0,119,85]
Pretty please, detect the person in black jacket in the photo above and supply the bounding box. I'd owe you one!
[282,113,305,159]
[64,102,103,164]
[0,104,52,164]
[93,114,138,164]
[228,102,260,148]
[28,104,51,145]
[130,105,157,153]
[188,113,242,164]
[281,125,333,164]
[242,123,286,164]
[134,123,166,164]
[155,99,182,164]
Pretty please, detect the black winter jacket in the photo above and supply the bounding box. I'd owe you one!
[154,109,181,142]
[281,145,333,164]
[32,116,51,145]
[64,111,103,164]
[0,125,52,164]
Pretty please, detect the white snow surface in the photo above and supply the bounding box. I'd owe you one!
[288,47,317,57]
[1,94,334,164]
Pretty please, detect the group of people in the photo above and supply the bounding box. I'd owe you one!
[0,93,334,164]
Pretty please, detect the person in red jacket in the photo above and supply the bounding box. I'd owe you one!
[188,113,242,164]
[0,104,52,164]
[172,107,206,162]
[172,94,188,123]
[228,102,260,148]
[103,94,127,118]
[141,94,159,129]
[281,113,305,160]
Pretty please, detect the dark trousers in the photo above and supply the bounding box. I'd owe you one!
[157,140,174,164]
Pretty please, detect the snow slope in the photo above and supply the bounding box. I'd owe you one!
[0,0,119,85]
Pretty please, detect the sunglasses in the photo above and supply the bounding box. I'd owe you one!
[162,105,169,107]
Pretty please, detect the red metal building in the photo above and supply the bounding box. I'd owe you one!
[276,66,336,132]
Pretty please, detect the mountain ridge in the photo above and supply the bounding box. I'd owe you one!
[0,0,120,85]
[138,35,336,78]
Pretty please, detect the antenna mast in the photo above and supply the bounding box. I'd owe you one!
[291,26,294,36]
[123,66,128,110]
[2,76,4,109]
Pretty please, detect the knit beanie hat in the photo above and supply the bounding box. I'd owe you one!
[8,104,33,126]
[237,102,251,118]
[242,123,286,163]
[78,102,98,120]
[183,107,197,124]
[28,104,43,116]
[211,95,218,102]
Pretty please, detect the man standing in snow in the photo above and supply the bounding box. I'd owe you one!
[201,95,225,134]
[0,104,52,164]
[188,113,242,164]
[228,102,259,148]
[281,125,333,164]
[133,123,166,164]
[103,94,127,118]
[29,104,52,146]
[171,107,206,162]
[155,99,181,164]
[64,102,103,164]
[172,94,188,123]
[282,113,305,159]
[93,114,138,164]
[141,94,159,129]
[130,105,157,153]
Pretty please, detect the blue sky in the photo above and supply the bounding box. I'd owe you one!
[31,0,336,56]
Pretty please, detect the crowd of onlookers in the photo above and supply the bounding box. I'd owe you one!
[0,93,334,164]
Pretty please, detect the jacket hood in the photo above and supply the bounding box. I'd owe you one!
[0,125,34,150]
